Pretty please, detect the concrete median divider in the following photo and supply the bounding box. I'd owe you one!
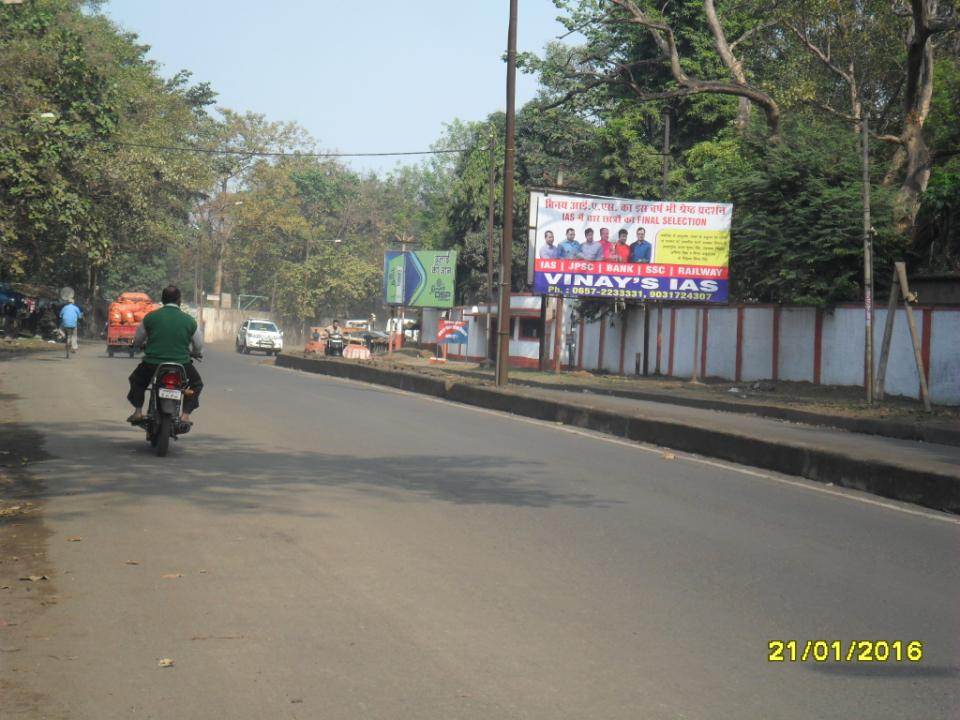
[275,353,960,514]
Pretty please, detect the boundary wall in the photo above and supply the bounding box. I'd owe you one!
[424,298,960,405]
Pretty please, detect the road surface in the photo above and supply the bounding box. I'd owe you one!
[1,344,958,719]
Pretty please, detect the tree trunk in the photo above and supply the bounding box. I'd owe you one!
[212,239,224,306]
[889,0,940,234]
[894,111,933,234]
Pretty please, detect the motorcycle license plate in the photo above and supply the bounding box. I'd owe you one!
[158,388,182,400]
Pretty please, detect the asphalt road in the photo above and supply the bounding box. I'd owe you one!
[2,343,959,720]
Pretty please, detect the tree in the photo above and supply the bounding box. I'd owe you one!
[0,0,215,301]
[684,118,903,305]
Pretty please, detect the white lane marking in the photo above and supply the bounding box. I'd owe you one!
[268,363,960,526]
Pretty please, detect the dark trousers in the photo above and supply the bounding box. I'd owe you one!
[128,362,203,413]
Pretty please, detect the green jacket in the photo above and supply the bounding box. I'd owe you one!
[139,305,200,365]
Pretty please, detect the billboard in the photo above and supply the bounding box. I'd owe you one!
[437,319,468,344]
[527,191,732,303]
[384,250,457,308]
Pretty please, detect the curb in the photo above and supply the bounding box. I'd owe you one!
[447,370,960,448]
[276,354,960,515]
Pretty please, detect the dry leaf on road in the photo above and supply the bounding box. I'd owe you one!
[161,573,182,579]
[19,575,48,582]
[66,536,83,542]
[661,452,677,461]
[124,560,140,565]
[158,658,175,668]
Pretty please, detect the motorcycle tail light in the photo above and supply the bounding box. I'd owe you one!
[160,372,180,389]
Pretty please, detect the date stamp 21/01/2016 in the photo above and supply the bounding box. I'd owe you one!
[768,640,923,663]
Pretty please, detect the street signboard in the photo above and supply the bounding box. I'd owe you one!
[383,250,457,308]
[527,190,732,303]
[437,319,468,344]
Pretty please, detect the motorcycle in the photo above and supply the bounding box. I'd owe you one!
[324,331,344,357]
[135,354,201,456]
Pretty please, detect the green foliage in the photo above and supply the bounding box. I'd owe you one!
[913,162,960,272]
[100,251,173,301]
[686,117,903,305]
[0,0,213,298]
[3,0,956,317]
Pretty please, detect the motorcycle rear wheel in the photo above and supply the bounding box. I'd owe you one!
[156,416,172,457]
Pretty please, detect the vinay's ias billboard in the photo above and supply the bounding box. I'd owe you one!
[526,191,732,303]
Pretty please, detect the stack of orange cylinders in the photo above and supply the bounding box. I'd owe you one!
[108,293,160,326]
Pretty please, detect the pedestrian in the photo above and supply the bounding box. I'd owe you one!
[3,301,17,340]
[59,299,83,352]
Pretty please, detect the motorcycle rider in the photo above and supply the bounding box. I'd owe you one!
[126,286,203,425]
[323,319,342,338]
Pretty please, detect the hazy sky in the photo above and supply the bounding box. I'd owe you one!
[103,1,575,174]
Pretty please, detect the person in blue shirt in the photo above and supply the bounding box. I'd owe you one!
[59,301,82,351]
[629,227,653,264]
[580,228,604,261]
[558,228,583,259]
[538,230,560,259]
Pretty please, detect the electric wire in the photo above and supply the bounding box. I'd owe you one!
[0,125,464,158]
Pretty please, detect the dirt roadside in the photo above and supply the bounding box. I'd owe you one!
[0,346,59,717]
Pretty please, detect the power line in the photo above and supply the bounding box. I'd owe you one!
[0,125,465,158]
[107,139,467,158]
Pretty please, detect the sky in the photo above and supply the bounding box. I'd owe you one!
[102,0,576,174]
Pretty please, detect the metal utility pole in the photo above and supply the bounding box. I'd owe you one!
[486,133,497,362]
[862,111,874,403]
[495,0,518,387]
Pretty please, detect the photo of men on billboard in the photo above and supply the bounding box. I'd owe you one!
[527,191,733,303]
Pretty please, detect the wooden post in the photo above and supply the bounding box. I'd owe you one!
[598,315,606,371]
[875,269,900,400]
[895,262,932,412]
[691,308,701,383]
[735,305,744,383]
[577,316,585,369]
[655,304,663,375]
[772,305,781,382]
[700,307,709,379]
[813,309,823,385]
[537,296,548,371]
[619,308,628,375]
[668,308,676,376]
[553,296,563,372]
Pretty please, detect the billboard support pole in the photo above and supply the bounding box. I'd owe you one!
[691,308,701,384]
[538,296,547,371]
[495,0,518,388]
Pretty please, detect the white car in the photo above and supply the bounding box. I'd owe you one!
[236,319,283,356]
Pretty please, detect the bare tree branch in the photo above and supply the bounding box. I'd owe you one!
[536,59,662,111]
[786,24,853,85]
[730,20,776,51]
[609,0,782,137]
[805,101,904,143]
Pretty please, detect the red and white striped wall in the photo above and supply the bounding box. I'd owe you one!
[422,301,960,405]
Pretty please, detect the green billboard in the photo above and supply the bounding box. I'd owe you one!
[383,250,457,308]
